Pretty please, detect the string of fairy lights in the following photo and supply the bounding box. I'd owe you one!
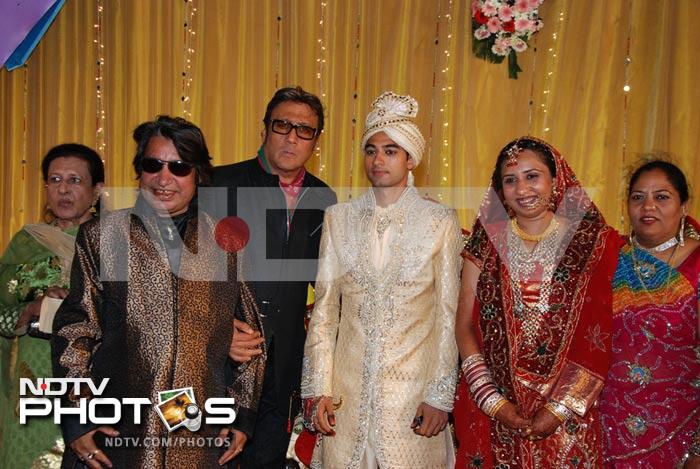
[538,5,565,135]
[94,0,105,154]
[437,0,455,193]
[425,0,443,188]
[347,0,362,190]
[620,0,634,230]
[315,1,328,178]
[181,0,197,119]
[425,0,455,194]
[275,0,282,89]
[527,32,538,132]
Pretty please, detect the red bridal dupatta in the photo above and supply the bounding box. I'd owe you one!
[454,140,621,469]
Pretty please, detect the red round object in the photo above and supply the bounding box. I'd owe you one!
[214,216,250,253]
[294,429,317,466]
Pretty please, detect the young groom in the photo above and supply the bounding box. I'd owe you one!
[301,91,462,468]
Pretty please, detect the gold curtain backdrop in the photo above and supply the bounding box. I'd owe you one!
[1,0,699,248]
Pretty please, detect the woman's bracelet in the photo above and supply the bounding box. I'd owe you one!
[544,401,573,423]
[462,353,508,419]
[484,394,508,418]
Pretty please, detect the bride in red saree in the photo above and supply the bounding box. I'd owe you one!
[454,137,620,468]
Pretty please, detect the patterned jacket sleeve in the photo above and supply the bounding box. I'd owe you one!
[50,221,103,443]
[424,208,462,412]
[300,207,342,399]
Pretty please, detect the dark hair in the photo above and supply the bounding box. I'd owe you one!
[628,160,689,203]
[41,143,105,185]
[262,86,324,135]
[132,115,213,186]
[492,137,557,193]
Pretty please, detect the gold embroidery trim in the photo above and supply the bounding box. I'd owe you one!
[549,359,604,417]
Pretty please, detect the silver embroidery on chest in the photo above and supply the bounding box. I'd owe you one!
[333,189,440,467]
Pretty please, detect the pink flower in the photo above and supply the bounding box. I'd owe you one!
[474,26,491,40]
[512,37,528,52]
[487,16,502,34]
[514,17,534,32]
[471,0,479,16]
[498,5,514,21]
[491,43,509,56]
[482,2,497,16]
[495,36,511,48]
[514,0,530,13]
[528,0,541,8]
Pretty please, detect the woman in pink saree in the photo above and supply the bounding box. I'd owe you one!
[600,160,700,469]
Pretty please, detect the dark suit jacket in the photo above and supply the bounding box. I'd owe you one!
[212,157,336,420]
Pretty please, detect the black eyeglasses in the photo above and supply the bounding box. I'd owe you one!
[141,157,195,177]
[270,119,318,140]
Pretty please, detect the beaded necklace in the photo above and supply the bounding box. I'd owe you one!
[506,219,562,344]
[631,234,678,253]
[630,239,678,295]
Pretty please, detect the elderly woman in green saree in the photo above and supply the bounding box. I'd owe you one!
[0,144,104,468]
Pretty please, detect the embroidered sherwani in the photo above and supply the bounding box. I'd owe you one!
[301,187,462,468]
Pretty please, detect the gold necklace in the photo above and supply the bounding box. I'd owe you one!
[511,216,558,242]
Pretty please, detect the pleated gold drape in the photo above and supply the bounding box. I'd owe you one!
[1,0,699,248]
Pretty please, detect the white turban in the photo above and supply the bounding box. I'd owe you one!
[361,92,426,172]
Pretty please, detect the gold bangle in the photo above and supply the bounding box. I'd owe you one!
[482,393,508,418]
[489,397,508,418]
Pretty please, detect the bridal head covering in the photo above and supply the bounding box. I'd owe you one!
[361,92,426,184]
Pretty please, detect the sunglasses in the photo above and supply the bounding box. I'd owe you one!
[141,157,195,177]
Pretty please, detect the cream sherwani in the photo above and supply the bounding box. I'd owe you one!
[301,186,462,468]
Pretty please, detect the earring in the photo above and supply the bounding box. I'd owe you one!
[549,186,559,212]
[44,203,54,224]
[679,216,686,246]
[89,191,100,214]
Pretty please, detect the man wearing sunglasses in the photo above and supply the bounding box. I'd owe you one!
[52,115,265,468]
[213,87,336,468]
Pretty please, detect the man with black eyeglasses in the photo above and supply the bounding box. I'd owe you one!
[213,87,336,468]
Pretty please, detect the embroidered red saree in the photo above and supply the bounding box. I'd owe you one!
[454,140,620,468]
